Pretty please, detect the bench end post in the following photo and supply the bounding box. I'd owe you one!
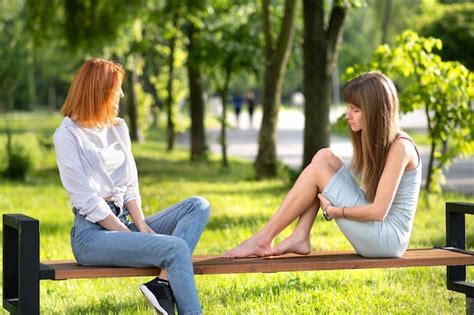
[3,214,40,315]
[446,202,474,313]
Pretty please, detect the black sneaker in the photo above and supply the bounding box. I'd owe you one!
[139,277,176,315]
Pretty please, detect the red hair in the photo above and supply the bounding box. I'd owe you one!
[61,58,125,127]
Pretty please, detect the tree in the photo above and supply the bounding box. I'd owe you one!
[254,0,297,179]
[418,2,474,70]
[338,0,424,87]
[165,12,179,151]
[149,1,186,151]
[26,0,148,140]
[302,0,352,168]
[182,1,212,161]
[203,1,261,168]
[347,30,474,192]
[186,22,208,160]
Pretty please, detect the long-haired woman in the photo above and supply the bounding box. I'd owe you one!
[224,71,421,259]
[54,58,210,314]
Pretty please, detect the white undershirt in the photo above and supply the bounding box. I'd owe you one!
[81,127,127,185]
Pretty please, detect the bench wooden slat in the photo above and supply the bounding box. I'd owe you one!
[41,248,474,280]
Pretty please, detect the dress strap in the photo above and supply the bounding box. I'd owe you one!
[395,133,421,166]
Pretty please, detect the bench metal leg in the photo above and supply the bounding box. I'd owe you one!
[3,214,40,315]
[446,202,474,315]
[467,297,474,315]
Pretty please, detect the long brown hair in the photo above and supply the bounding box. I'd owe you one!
[342,71,400,202]
[61,58,125,127]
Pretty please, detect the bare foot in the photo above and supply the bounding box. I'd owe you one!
[271,234,311,256]
[223,237,272,258]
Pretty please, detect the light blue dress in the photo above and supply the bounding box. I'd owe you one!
[322,143,422,258]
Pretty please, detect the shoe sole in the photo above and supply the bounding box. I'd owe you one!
[139,284,169,315]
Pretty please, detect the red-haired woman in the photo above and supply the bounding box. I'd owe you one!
[224,71,421,259]
[54,58,209,315]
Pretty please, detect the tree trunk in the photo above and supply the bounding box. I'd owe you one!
[255,0,297,179]
[426,138,436,191]
[424,96,434,191]
[255,59,281,178]
[187,23,207,160]
[27,60,37,110]
[167,19,177,151]
[218,58,233,169]
[127,69,143,142]
[381,0,392,44]
[142,52,162,128]
[302,0,347,168]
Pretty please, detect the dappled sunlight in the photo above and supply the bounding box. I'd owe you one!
[1,114,473,313]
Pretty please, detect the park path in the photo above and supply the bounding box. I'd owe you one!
[177,108,474,195]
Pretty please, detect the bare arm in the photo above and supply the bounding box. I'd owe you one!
[97,214,131,231]
[325,139,415,221]
[126,199,155,233]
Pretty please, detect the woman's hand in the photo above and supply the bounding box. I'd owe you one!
[317,193,333,221]
[98,214,131,232]
[135,220,156,234]
[317,193,331,211]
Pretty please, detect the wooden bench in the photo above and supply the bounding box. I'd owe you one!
[3,202,474,314]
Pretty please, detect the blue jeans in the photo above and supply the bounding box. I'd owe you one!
[71,197,210,315]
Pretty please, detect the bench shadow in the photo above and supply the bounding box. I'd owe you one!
[421,234,474,249]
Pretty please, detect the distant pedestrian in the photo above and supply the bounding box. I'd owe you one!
[245,91,256,128]
[232,93,244,128]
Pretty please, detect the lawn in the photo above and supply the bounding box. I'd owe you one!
[1,112,473,314]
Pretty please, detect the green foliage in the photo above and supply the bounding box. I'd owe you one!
[134,82,154,132]
[2,134,33,181]
[0,0,30,109]
[346,30,474,193]
[27,0,145,52]
[151,35,189,132]
[339,0,424,74]
[417,1,474,70]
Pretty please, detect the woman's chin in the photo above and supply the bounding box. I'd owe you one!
[349,125,361,132]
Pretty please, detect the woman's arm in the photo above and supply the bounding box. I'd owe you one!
[126,199,155,233]
[98,214,131,231]
[114,121,153,233]
[324,139,415,221]
[54,128,115,223]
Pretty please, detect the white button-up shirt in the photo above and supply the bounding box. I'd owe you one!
[54,117,141,223]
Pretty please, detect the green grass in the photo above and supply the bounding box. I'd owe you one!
[0,112,473,314]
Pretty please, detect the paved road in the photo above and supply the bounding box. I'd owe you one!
[177,109,474,195]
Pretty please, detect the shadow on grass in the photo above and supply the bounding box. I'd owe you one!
[198,184,288,197]
[0,166,62,187]
[65,299,147,314]
[206,214,271,231]
[135,156,256,184]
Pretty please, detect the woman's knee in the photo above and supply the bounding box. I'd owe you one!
[311,148,332,163]
[311,148,342,170]
[163,237,192,265]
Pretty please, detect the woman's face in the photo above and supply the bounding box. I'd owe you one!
[113,86,124,115]
[346,103,364,132]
